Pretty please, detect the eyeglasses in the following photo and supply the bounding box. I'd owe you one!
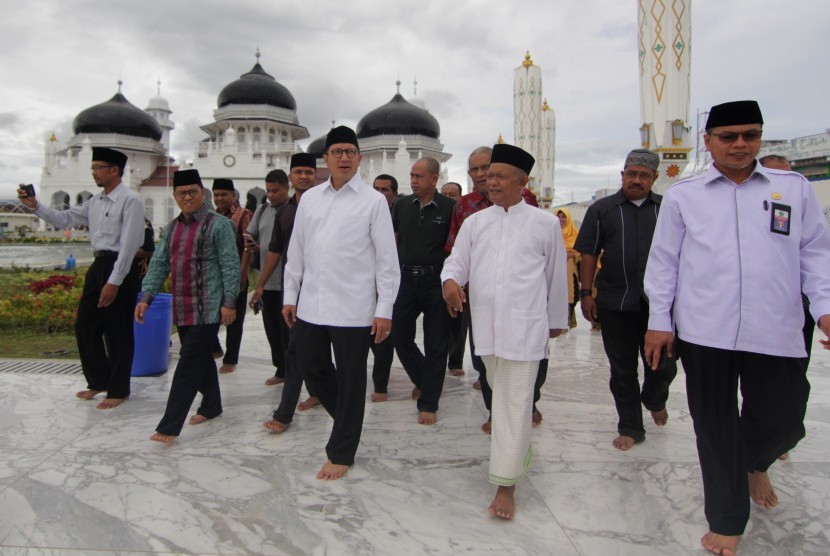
[328,148,359,158]
[90,164,114,171]
[708,129,763,143]
[175,188,202,199]
[468,164,490,175]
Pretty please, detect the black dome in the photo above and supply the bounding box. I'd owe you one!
[73,93,162,141]
[217,63,297,110]
[307,133,327,159]
[357,93,440,139]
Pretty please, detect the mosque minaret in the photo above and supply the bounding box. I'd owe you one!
[637,0,692,191]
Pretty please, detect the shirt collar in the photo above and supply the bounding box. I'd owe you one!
[611,188,660,206]
[325,174,363,193]
[100,181,125,203]
[410,195,437,208]
[704,159,769,186]
[177,204,209,224]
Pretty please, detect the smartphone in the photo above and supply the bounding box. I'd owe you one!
[22,184,35,198]
[252,299,263,315]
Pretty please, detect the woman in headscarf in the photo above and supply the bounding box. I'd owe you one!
[556,208,580,328]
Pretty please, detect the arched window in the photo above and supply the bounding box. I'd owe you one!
[252,127,261,144]
[237,127,246,144]
[268,129,276,144]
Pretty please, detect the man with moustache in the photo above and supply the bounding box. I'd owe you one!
[136,169,240,443]
[442,143,567,519]
[18,147,144,409]
[282,126,399,480]
[575,148,677,451]
[211,178,252,375]
[388,157,455,425]
[373,174,398,208]
[644,100,830,555]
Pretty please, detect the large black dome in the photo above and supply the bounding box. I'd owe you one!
[217,63,296,110]
[307,133,327,159]
[356,93,440,139]
[73,93,163,141]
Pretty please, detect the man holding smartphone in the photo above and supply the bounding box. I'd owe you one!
[18,147,145,409]
[574,148,677,451]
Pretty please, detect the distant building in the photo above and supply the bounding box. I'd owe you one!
[760,129,830,206]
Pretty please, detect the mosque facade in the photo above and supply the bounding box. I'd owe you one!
[36,53,451,231]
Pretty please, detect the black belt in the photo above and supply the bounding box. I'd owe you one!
[401,265,440,276]
[93,250,119,258]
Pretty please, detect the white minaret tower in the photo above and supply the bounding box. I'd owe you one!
[145,79,175,155]
[513,51,543,194]
[637,0,692,192]
[539,99,556,206]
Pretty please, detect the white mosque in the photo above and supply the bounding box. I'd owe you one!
[35,52,452,231]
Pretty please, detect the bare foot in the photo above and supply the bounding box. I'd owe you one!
[651,408,669,426]
[264,376,284,386]
[219,364,236,374]
[613,435,637,451]
[411,387,421,400]
[317,460,349,480]
[481,420,492,434]
[76,389,102,400]
[263,419,289,433]
[189,414,209,425]
[701,531,740,556]
[473,380,482,390]
[532,409,543,427]
[297,397,319,411]
[778,452,789,461]
[150,433,177,443]
[418,411,437,425]
[748,471,778,509]
[449,368,465,377]
[212,350,224,360]
[97,397,127,409]
[371,392,388,402]
[488,485,516,519]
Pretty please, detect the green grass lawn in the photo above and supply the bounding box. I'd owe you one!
[4,330,78,359]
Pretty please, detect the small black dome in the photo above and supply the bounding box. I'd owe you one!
[73,93,162,141]
[356,93,440,139]
[307,133,327,159]
[217,63,297,110]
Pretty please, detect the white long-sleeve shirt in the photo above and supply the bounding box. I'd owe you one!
[441,201,568,361]
[34,182,145,286]
[283,174,400,327]
[645,163,830,358]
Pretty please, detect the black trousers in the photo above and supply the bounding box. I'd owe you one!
[211,289,247,365]
[156,323,222,436]
[273,325,324,424]
[76,256,141,399]
[392,271,450,413]
[596,306,677,442]
[370,336,395,394]
[679,339,809,536]
[294,319,371,466]
[261,289,287,378]
[447,309,468,369]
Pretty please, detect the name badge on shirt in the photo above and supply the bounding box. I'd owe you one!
[770,203,791,236]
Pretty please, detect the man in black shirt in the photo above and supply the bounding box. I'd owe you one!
[574,148,677,451]
[391,157,455,425]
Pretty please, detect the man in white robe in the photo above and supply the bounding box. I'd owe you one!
[441,143,568,519]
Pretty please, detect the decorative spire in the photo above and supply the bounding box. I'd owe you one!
[542,98,550,111]
[396,79,401,94]
[255,47,261,62]
[413,76,418,96]
[156,77,161,96]
[522,50,533,68]
[497,133,505,144]
[49,132,58,142]
[117,79,123,93]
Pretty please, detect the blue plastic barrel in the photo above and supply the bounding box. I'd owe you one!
[132,293,173,376]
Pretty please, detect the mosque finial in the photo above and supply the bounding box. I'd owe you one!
[117,79,123,93]
[413,76,418,96]
[542,98,549,111]
[255,47,261,62]
[156,77,162,96]
[522,50,533,68]
[396,79,401,94]
[497,133,505,144]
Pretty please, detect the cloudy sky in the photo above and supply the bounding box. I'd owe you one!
[0,0,827,202]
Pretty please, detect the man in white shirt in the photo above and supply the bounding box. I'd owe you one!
[19,147,144,409]
[644,100,830,556]
[282,126,400,480]
[442,143,568,519]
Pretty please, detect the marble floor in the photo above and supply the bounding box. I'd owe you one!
[0,314,829,556]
